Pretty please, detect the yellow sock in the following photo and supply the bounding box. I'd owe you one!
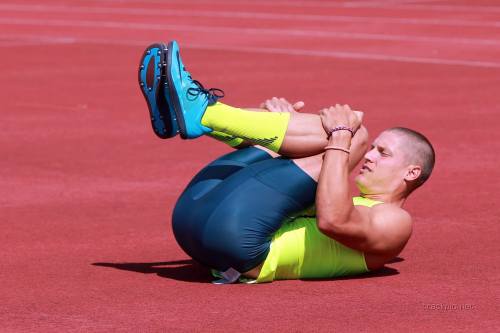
[201,102,290,152]
[207,131,245,147]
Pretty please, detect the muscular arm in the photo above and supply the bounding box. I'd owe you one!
[318,192,412,255]
[316,131,354,229]
[316,106,412,255]
[316,136,412,254]
[316,131,366,244]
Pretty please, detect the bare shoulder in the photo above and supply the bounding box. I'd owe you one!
[366,204,413,255]
[371,204,412,226]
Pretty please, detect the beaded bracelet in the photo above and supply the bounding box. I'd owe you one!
[328,126,355,137]
[324,145,350,154]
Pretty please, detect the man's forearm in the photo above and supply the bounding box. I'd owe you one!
[316,132,354,231]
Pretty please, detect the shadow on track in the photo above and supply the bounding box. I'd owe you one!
[303,257,404,282]
[92,260,212,283]
[93,257,403,283]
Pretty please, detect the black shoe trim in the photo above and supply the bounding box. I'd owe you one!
[138,43,175,139]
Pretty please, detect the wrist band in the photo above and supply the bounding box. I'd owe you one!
[328,126,354,137]
[324,145,350,154]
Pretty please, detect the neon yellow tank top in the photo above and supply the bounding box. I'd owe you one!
[256,196,383,283]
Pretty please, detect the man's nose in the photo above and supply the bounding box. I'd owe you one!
[364,147,376,161]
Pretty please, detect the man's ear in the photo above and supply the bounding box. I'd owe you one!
[404,165,422,181]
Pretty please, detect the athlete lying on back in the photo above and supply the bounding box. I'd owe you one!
[138,41,435,283]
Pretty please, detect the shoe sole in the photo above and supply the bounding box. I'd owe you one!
[165,41,189,139]
[138,43,177,139]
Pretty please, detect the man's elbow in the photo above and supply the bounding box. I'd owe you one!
[317,218,344,236]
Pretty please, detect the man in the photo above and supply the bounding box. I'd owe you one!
[138,41,435,283]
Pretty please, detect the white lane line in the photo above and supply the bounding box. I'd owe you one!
[4,33,500,69]
[12,102,90,112]
[93,0,500,13]
[341,1,500,13]
[211,44,500,68]
[0,35,76,47]
[0,17,499,47]
[1,3,500,28]
[0,41,64,47]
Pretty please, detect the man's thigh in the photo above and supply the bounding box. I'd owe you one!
[171,155,317,272]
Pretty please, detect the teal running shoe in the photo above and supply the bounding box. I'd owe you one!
[138,43,179,138]
[164,40,224,139]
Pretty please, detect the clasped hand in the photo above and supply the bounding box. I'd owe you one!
[319,104,363,136]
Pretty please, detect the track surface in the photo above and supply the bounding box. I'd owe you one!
[2,0,499,331]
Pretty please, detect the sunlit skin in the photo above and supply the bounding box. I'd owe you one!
[356,130,422,205]
[242,102,426,278]
[314,105,423,273]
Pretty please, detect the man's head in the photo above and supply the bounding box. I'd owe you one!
[355,127,435,197]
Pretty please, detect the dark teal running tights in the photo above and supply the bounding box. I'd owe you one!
[172,147,317,273]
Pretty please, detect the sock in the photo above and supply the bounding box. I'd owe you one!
[207,131,245,147]
[201,102,290,152]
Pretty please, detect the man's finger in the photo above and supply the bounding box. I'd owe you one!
[293,101,305,110]
[354,111,364,123]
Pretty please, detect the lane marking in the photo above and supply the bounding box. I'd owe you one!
[92,0,500,14]
[1,3,500,29]
[0,34,75,47]
[189,42,500,69]
[3,33,500,69]
[13,102,89,111]
[1,17,499,47]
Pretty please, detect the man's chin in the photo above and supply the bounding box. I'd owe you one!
[355,174,367,191]
[354,173,365,184]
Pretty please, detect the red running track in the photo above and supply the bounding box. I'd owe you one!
[1,0,499,331]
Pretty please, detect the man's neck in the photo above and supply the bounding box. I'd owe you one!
[360,192,406,207]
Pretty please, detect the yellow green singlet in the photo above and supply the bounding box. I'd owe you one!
[256,196,383,283]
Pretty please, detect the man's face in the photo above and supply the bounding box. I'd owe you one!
[355,131,411,194]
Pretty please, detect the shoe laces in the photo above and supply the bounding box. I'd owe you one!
[187,79,225,106]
